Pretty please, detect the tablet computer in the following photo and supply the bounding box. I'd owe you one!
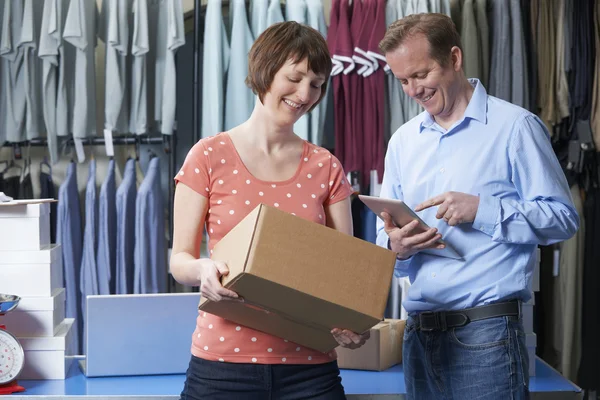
[358,195,462,260]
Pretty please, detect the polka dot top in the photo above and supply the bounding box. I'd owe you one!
[174,132,353,365]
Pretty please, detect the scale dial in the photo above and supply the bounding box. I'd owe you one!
[0,329,24,384]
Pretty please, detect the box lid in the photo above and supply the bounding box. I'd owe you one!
[18,318,74,351]
[13,288,65,311]
[0,201,53,218]
[0,244,61,265]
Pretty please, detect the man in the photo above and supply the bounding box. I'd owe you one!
[376,13,579,399]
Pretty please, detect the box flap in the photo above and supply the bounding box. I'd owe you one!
[245,206,396,319]
[0,201,52,217]
[210,204,262,288]
[19,318,74,351]
[200,274,380,353]
[0,244,61,265]
[13,288,65,311]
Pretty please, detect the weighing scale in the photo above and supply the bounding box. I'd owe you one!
[0,294,25,394]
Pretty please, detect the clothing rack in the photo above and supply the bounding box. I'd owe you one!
[1,134,177,248]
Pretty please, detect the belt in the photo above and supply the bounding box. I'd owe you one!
[416,300,521,332]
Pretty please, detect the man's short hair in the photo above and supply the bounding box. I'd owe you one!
[379,13,463,67]
[246,21,332,111]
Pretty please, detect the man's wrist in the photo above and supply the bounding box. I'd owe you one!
[387,238,410,260]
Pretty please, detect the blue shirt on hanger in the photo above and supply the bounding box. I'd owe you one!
[56,161,83,354]
[134,157,167,294]
[116,158,137,294]
[97,159,116,295]
[80,159,99,350]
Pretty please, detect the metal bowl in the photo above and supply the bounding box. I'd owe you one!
[0,294,21,314]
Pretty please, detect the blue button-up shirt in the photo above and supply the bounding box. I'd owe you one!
[376,79,579,314]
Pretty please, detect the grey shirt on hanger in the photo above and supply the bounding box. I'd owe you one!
[1,0,26,143]
[147,0,185,135]
[130,0,149,135]
[39,0,75,163]
[19,0,45,141]
[63,0,98,138]
[99,0,132,133]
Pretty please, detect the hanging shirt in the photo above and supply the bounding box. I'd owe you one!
[145,0,184,135]
[201,0,229,138]
[285,0,310,142]
[266,0,284,25]
[39,170,57,244]
[57,162,83,354]
[134,157,167,294]
[174,132,353,365]
[250,0,268,38]
[0,0,4,144]
[19,0,45,140]
[39,0,74,163]
[488,0,511,102]
[18,170,33,199]
[116,158,137,294]
[224,0,254,131]
[306,0,328,146]
[0,0,26,143]
[63,0,98,138]
[130,0,149,135]
[80,159,99,351]
[97,159,117,295]
[385,0,405,144]
[99,0,132,133]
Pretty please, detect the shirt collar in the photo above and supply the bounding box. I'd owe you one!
[419,78,488,133]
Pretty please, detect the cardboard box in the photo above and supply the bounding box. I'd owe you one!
[337,319,405,371]
[200,204,397,353]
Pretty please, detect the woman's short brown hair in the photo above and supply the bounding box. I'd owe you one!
[379,13,462,67]
[246,22,332,112]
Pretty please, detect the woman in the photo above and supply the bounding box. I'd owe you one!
[172,21,368,399]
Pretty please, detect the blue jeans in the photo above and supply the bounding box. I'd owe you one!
[180,356,346,400]
[404,315,530,400]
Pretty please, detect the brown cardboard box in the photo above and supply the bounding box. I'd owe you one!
[336,319,406,371]
[199,204,397,353]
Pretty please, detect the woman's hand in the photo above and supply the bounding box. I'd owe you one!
[331,328,370,349]
[197,259,242,302]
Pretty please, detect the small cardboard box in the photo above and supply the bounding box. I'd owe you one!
[200,204,397,353]
[337,319,405,371]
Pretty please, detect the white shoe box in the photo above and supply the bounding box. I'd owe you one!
[0,244,63,297]
[17,318,75,380]
[2,289,65,337]
[0,202,51,251]
[526,332,536,376]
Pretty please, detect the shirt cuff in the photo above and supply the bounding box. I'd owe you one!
[473,195,501,236]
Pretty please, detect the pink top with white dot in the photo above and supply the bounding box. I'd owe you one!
[174,132,353,364]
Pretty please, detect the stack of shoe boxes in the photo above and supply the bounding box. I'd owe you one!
[0,201,75,379]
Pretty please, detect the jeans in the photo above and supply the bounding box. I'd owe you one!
[404,315,529,400]
[180,356,346,400]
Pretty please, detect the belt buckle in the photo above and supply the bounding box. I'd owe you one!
[419,311,436,332]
